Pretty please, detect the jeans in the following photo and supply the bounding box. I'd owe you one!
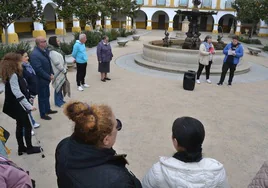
[54,87,65,107]
[38,85,51,117]
[76,63,87,86]
[196,61,213,80]
[219,61,237,84]
[29,113,35,125]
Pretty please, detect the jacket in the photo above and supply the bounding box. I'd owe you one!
[97,41,113,63]
[22,62,38,96]
[223,43,244,65]
[248,161,268,187]
[30,47,53,86]
[49,50,67,93]
[0,155,33,188]
[198,43,214,65]
[72,40,88,64]
[55,136,142,188]
[142,156,229,188]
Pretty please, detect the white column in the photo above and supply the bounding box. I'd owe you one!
[1,23,19,44]
[85,21,93,31]
[146,20,152,30]
[212,15,219,34]
[104,17,112,30]
[126,16,132,31]
[32,21,46,38]
[258,20,268,37]
[235,21,241,35]
[72,16,81,33]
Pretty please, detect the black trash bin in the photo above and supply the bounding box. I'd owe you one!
[183,70,196,91]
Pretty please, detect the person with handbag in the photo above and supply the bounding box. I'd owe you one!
[1,53,41,155]
[48,36,68,107]
[196,35,215,84]
[56,101,142,188]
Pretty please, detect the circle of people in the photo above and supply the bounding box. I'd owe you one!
[0,34,246,187]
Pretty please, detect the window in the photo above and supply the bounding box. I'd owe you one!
[136,0,144,5]
[179,0,188,6]
[225,0,234,9]
[202,0,212,8]
[157,0,166,6]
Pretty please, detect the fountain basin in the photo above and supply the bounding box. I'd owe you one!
[135,39,250,74]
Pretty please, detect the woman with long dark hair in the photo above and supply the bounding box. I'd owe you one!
[1,53,41,155]
[142,117,229,188]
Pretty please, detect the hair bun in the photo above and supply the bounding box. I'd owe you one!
[64,101,91,124]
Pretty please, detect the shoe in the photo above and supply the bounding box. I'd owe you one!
[82,84,90,88]
[105,77,111,80]
[77,86,84,91]
[18,146,27,156]
[27,146,41,155]
[101,79,106,82]
[196,79,201,84]
[33,123,40,128]
[228,82,232,86]
[47,109,58,114]
[206,79,212,84]
[217,83,223,86]
[41,115,52,120]
[31,130,35,136]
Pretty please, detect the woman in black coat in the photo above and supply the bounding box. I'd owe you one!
[55,101,142,188]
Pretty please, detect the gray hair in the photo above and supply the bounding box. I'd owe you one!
[79,33,86,41]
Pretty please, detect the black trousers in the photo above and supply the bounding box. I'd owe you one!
[197,61,212,80]
[76,63,87,86]
[16,112,32,149]
[219,61,237,84]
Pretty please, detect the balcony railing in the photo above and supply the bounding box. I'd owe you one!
[136,0,144,5]
[201,0,212,8]
[225,0,234,9]
[156,0,166,6]
[179,0,188,7]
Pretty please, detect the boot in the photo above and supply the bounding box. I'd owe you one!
[27,146,41,155]
[18,146,27,156]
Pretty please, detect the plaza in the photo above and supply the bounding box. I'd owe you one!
[0,29,268,187]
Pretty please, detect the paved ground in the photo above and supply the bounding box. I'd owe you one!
[1,30,268,188]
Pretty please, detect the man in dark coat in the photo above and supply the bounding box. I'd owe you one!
[30,36,57,120]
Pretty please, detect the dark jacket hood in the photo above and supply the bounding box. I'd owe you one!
[57,136,116,169]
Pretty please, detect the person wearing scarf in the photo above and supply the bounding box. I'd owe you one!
[142,117,229,188]
[196,35,215,84]
[48,36,68,107]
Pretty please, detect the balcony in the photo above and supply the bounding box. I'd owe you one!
[136,0,144,5]
[179,0,188,7]
[156,0,166,6]
[225,0,234,9]
[201,0,212,8]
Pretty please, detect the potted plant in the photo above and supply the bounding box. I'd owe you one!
[60,39,75,68]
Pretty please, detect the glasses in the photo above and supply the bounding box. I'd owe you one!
[116,119,122,131]
[40,40,47,43]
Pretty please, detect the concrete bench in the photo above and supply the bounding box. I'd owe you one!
[132,35,140,41]
[117,40,128,47]
[248,47,262,55]
[65,55,75,68]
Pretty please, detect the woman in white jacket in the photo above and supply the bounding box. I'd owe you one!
[48,36,67,107]
[142,117,229,188]
[196,35,215,84]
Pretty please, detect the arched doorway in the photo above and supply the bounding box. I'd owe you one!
[218,14,236,33]
[43,3,56,33]
[199,15,214,32]
[135,10,147,29]
[152,11,169,30]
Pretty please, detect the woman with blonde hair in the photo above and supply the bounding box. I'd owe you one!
[55,101,142,188]
[1,53,41,155]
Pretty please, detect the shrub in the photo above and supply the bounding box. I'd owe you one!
[263,45,268,51]
[0,41,32,60]
[60,39,76,55]
[238,36,262,45]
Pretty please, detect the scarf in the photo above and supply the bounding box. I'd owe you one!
[47,45,66,63]
[202,42,213,52]
[22,62,36,75]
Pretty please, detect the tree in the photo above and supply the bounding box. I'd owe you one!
[232,0,268,37]
[0,0,43,44]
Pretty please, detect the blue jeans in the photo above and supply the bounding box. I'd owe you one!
[38,85,51,117]
[29,113,35,125]
[54,87,65,107]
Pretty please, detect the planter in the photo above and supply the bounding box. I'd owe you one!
[132,35,140,41]
[117,40,128,47]
[65,54,75,68]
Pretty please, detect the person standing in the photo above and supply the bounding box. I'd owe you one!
[217,35,244,86]
[48,36,68,107]
[30,36,57,120]
[72,34,89,91]
[1,53,41,155]
[97,36,113,82]
[16,50,40,130]
[196,35,215,84]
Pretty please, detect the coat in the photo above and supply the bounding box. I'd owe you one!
[198,43,214,66]
[49,50,67,93]
[97,41,113,63]
[56,136,142,188]
[142,156,230,188]
[248,161,268,187]
[22,63,38,96]
[223,43,244,65]
[72,40,88,64]
[30,47,53,86]
[0,155,33,188]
